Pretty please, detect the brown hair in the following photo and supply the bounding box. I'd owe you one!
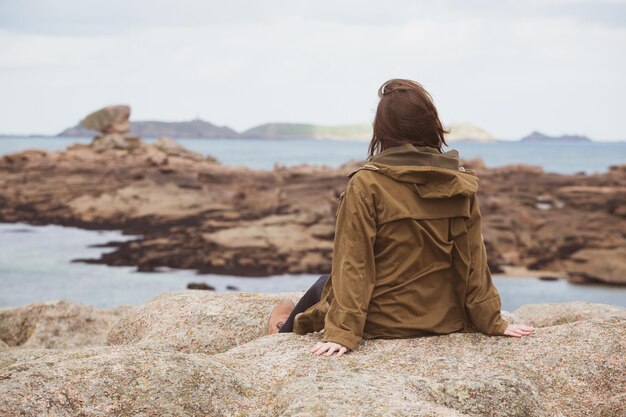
[368,79,449,158]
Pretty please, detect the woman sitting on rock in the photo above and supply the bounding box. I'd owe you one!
[267,78,535,357]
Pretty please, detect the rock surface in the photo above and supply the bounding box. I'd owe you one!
[0,137,625,283]
[0,346,259,416]
[0,294,624,417]
[0,300,131,349]
[106,291,303,354]
[513,301,626,327]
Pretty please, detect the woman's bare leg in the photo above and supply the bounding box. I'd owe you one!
[267,299,295,335]
[266,273,330,335]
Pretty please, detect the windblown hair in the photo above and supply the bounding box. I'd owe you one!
[368,79,449,158]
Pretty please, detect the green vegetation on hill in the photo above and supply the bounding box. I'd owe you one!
[445,122,495,142]
[241,123,373,141]
[241,122,496,142]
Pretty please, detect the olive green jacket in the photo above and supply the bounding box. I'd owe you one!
[292,143,509,350]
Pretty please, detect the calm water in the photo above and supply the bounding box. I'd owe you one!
[1,136,625,174]
[0,222,321,309]
[1,222,624,310]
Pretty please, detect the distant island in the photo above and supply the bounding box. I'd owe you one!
[55,119,496,142]
[1,109,600,142]
[240,123,372,141]
[520,131,592,142]
[58,118,239,139]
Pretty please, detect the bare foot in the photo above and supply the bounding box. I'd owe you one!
[267,299,295,335]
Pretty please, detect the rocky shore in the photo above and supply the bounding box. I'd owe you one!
[1,132,625,284]
[0,294,624,416]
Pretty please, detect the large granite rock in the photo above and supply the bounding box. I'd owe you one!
[0,294,623,417]
[0,137,624,282]
[215,315,624,417]
[106,291,303,354]
[0,300,131,349]
[0,346,258,416]
[81,105,131,134]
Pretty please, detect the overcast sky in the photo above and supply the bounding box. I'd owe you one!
[0,0,625,140]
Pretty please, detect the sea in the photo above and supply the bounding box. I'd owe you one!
[1,136,625,310]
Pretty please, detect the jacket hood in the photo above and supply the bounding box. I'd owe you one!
[348,143,478,199]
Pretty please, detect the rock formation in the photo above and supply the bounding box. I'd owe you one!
[0,294,624,416]
[81,105,131,134]
[0,300,131,349]
[0,135,625,283]
[106,291,303,354]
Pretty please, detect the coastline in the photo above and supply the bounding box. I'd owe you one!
[1,136,625,285]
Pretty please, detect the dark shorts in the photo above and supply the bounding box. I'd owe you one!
[278,273,329,333]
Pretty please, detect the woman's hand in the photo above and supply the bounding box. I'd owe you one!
[310,341,350,357]
[503,323,535,337]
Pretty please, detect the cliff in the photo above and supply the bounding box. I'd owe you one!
[0,294,624,416]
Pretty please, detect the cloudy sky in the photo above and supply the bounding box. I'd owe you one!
[0,0,625,140]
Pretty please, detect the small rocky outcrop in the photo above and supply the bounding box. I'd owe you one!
[81,105,131,134]
[186,282,216,290]
[81,105,140,153]
[0,294,623,416]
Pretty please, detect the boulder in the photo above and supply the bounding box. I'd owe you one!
[154,136,185,152]
[0,296,623,417]
[0,346,259,417]
[0,300,131,349]
[215,315,625,416]
[106,291,303,354]
[186,282,215,290]
[81,105,131,134]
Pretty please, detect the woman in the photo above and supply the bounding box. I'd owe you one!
[267,79,535,357]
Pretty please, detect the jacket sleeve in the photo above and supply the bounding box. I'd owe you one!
[464,192,508,335]
[322,180,377,350]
